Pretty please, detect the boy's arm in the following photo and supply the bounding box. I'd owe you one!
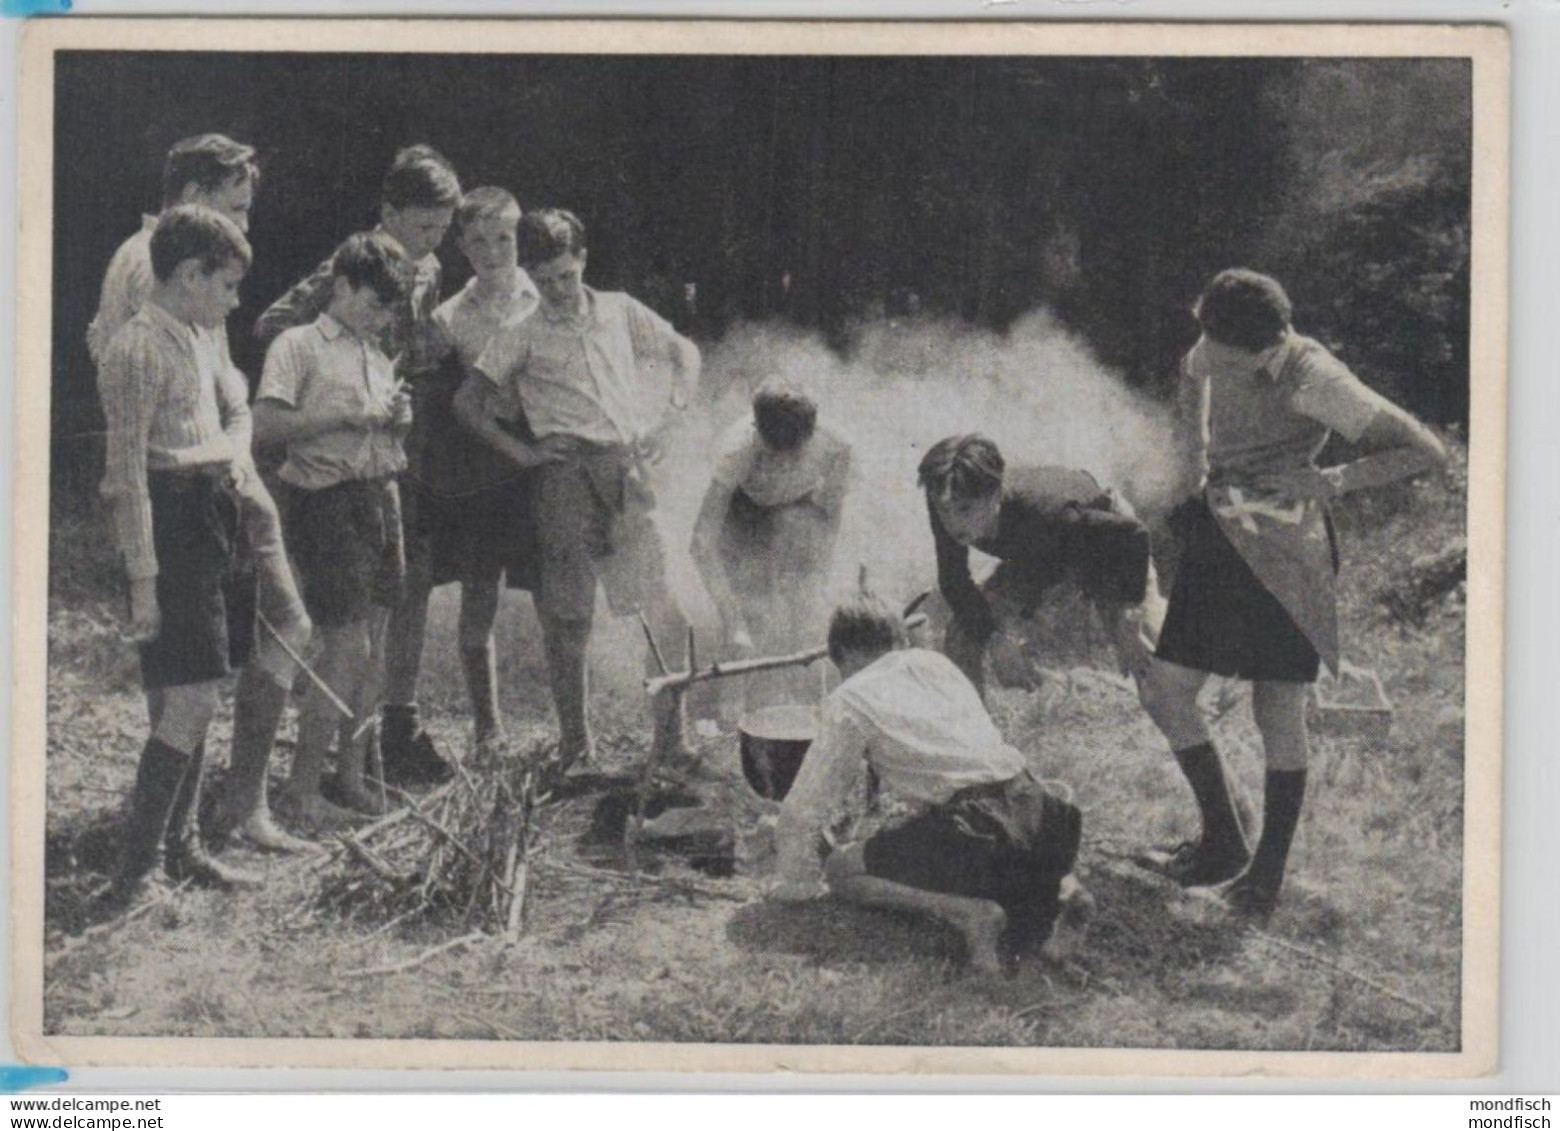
[215,348,254,457]
[1274,355,1448,501]
[626,297,701,409]
[688,479,748,646]
[99,332,168,640]
[772,700,871,900]
[254,257,333,350]
[929,495,997,643]
[452,374,562,470]
[253,335,388,446]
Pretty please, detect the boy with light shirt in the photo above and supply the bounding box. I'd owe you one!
[456,208,700,767]
[98,206,269,908]
[88,133,315,854]
[1137,268,1447,918]
[770,593,1088,974]
[256,144,461,786]
[255,234,414,826]
[425,187,541,750]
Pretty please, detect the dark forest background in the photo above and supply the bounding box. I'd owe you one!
[51,52,1472,492]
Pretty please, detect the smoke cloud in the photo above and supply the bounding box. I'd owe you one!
[652,309,1183,628]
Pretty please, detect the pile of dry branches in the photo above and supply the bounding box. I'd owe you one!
[309,740,556,938]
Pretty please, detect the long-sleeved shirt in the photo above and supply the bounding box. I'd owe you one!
[99,301,249,580]
[474,286,688,448]
[257,314,407,490]
[774,648,1026,891]
[931,465,1151,644]
[86,215,158,369]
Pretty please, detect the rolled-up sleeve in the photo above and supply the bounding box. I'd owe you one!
[1288,350,1390,443]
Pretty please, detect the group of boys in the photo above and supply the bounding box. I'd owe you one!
[92,132,1444,978]
[93,134,699,908]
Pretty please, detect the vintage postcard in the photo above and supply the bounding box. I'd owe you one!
[11,18,1507,1077]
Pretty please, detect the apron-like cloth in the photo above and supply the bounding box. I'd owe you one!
[1206,482,1339,676]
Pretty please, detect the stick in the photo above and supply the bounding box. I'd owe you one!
[1249,931,1440,1020]
[644,614,929,696]
[343,931,487,979]
[638,612,669,676]
[340,833,410,884]
[257,610,353,720]
[45,881,190,971]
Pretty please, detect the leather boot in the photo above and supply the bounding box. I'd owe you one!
[380,703,453,786]
[164,742,264,890]
[101,738,191,910]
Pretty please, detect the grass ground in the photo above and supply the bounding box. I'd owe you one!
[38,445,1468,1050]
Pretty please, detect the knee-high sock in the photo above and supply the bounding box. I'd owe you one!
[1246,769,1307,889]
[1173,741,1246,850]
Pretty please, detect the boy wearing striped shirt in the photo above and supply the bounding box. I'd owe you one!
[98,206,268,908]
[89,133,315,854]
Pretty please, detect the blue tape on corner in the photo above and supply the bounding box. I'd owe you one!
[0,0,72,15]
[0,1067,70,1092]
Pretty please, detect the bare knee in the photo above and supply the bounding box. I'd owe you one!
[1252,680,1310,770]
[1138,660,1209,747]
[153,680,223,751]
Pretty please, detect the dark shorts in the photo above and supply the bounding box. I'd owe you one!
[285,477,405,627]
[138,472,256,691]
[863,772,1083,956]
[532,449,671,623]
[1155,496,1332,683]
[420,475,541,592]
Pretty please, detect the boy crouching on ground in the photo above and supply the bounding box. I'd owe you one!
[98,205,269,907]
[456,208,700,766]
[770,594,1092,973]
[255,234,414,826]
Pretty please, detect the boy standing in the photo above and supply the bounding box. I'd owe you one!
[89,133,315,853]
[1137,269,1446,917]
[456,208,700,766]
[255,144,460,785]
[425,187,540,751]
[255,234,414,826]
[770,594,1088,973]
[919,434,1162,697]
[98,205,268,906]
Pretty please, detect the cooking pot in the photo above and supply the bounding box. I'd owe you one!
[738,704,818,801]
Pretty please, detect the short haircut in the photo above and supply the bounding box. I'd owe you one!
[752,379,818,451]
[917,434,1005,500]
[330,231,410,306]
[827,592,908,667]
[454,186,521,237]
[160,133,259,209]
[149,204,253,282]
[381,144,463,211]
[1194,268,1293,352]
[516,208,587,268]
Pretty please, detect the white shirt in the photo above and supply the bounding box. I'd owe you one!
[431,268,540,366]
[258,314,407,490]
[773,648,1026,891]
[712,419,852,508]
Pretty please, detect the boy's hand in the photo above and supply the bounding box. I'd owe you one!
[126,577,161,645]
[506,434,574,469]
[389,386,414,435]
[351,402,394,431]
[1249,467,1341,502]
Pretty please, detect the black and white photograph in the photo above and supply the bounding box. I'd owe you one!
[12,19,1506,1076]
